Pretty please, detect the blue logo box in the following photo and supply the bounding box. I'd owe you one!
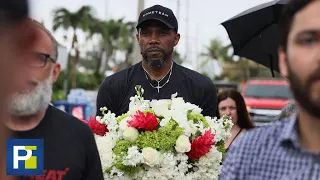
[6,139,44,175]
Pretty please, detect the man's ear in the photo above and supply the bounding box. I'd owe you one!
[136,33,140,44]
[278,47,289,78]
[52,63,61,83]
[174,33,180,47]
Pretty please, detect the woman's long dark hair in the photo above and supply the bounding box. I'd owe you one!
[217,88,254,129]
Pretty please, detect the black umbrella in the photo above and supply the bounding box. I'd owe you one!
[221,0,290,75]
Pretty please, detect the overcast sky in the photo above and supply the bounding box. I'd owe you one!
[29,0,271,69]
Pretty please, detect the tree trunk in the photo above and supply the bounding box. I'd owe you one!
[63,30,77,98]
[70,31,78,89]
[71,48,79,88]
[63,53,71,98]
[95,48,104,74]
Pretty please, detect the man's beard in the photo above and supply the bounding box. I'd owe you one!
[287,62,320,119]
[8,74,53,116]
[141,47,172,69]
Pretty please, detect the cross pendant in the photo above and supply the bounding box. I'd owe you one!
[156,82,160,93]
[156,86,160,93]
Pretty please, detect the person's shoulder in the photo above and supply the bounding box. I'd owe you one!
[232,119,290,151]
[176,63,213,87]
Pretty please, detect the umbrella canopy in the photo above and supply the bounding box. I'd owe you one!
[221,0,291,73]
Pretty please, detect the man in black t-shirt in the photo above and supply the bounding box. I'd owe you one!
[97,5,217,117]
[4,20,103,180]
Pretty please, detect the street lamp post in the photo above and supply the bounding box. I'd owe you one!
[132,0,145,65]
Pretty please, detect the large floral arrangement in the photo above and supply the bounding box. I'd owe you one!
[86,85,233,180]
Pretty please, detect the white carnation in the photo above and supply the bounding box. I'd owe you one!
[122,146,143,166]
[94,135,115,171]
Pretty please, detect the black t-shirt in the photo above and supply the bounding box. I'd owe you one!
[96,61,217,117]
[11,105,104,180]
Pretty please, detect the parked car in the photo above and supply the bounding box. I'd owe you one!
[242,79,293,126]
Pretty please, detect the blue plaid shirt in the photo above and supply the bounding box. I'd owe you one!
[219,113,320,180]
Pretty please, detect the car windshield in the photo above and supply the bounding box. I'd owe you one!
[245,84,293,99]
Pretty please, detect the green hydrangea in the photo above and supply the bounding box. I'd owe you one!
[187,112,209,128]
[114,156,140,176]
[113,140,132,156]
[216,141,226,161]
[116,113,130,124]
[135,120,183,151]
[112,140,140,176]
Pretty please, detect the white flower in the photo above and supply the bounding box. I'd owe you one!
[119,117,131,131]
[100,110,118,132]
[142,147,161,167]
[123,126,139,142]
[171,92,178,98]
[159,116,171,127]
[95,116,103,124]
[150,99,170,117]
[128,95,150,114]
[170,97,186,111]
[122,146,143,166]
[175,135,191,153]
[94,135,115,170]
[184,102,202,114]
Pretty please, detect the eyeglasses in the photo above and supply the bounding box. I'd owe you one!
[29,52,56,68]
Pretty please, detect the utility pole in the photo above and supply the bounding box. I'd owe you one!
[195,22,199,71]
[176,0,180,22]
[132,0,145,65]
[173,0,180,62]
[184,0,190,63]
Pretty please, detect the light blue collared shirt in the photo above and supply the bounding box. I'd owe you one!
[219,113,320,180]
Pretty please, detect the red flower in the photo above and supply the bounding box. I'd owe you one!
[87,116,108,136]
[186,129,215,160]
[127,111,158,131]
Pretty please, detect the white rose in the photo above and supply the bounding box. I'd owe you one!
[123,127,139,142]
[142,147,161,167]
[175,135,191,153]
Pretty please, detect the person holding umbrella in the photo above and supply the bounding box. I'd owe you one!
[220,0,320,179]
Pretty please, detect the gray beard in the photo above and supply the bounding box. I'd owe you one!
[9,74,53,116]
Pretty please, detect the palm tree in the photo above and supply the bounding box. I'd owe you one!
[89,18,136,74]
[52,5,96,90]
[200,39,232,66]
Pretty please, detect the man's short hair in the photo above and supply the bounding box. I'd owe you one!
[279,0,315,51]
[28,19,59,60]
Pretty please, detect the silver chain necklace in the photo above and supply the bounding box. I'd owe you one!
[143,63,173,93]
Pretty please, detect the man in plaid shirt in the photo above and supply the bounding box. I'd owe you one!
[220,0,320,179]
